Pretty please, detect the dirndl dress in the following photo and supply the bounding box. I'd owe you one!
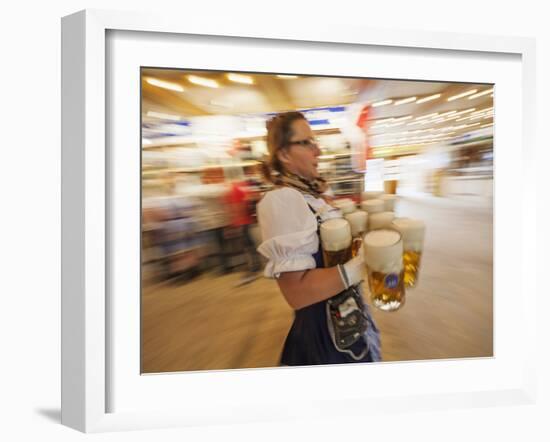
[280,212,381,366]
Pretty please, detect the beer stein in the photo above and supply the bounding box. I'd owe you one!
[369,211,395,231]
[391,218,425,288]
[344,210,368,258]
[380,194,397,212]
[320,218,353,267]
[360,199,384,216]
[363,229,406,311]
[333,198,356,215]
[361,190,383,201]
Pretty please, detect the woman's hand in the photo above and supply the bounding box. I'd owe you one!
[341,253,367,289]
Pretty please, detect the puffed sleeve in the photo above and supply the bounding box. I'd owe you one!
[256,187,319,278]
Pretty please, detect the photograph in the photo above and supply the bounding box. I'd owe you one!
[140,68,494,373]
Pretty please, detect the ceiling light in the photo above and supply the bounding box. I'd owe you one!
[416,94,441,104]
[472,107,493,115]
[447,89,478,101]
[227,73,254,85]
[394,97,417,105]
[468,114,485,121]
[439,111,457,117]
[187,75,219,88]
[372,99,393,107]
[454,108,476,116]
[277,75,298,79]
[468,88,494,99]
[146,111,181,121]
[145,77,184,92]
[416,112,439,120]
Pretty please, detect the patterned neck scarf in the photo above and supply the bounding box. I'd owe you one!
[274,171,329,199]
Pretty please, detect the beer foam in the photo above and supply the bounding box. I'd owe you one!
[318,205,343,222]
[344,211,368,237]
[320,218,352,251]
[369,211,395,230]
[362,191,383,200]
[333,198,356,214]
[380,194,397,211]
[360,199,384,214]
[363,229,403,273]
[391,218,425,252]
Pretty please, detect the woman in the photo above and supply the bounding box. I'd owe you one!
[256,111,381,366]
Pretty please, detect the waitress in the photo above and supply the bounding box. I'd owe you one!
[256,111,381,366]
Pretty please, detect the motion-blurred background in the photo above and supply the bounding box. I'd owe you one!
[141,69,493,373]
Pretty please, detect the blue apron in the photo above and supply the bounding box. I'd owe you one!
[280,210,381,366]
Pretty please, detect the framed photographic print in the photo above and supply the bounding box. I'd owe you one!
[61,9,537,433]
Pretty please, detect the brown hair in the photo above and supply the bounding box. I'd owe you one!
[261,111,307,183]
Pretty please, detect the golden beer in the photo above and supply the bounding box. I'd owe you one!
[323,247,353,267]
[403,250,422,287]
[391,218,425,288]
[368,269,406,311]
[363,229,405,311]
[320,218,352,267]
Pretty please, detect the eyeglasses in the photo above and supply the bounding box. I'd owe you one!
[289,138,319,149]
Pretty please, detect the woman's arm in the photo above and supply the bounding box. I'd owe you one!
[276,267,346,310]
[257,188,364,309]
[277,253,366,310]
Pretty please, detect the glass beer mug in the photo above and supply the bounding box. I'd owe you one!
[360,198,384,216]
[333,198,356,215]
[391,218,425,288]
[320,218,353,266]
[380,194,397,212]
[344,210,368,258]
[361,191,383,201]
[363,229,406,311]
[368,211,394,231]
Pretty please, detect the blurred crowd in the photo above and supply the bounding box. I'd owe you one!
[142,164,268,286]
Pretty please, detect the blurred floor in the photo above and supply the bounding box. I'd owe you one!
[141,195,493,373]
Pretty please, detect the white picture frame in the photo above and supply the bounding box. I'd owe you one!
[61,9,537,433]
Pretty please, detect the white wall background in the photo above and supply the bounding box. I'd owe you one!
[0,1,547,440]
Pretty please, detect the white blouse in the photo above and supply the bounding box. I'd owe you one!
[256,187,342,278]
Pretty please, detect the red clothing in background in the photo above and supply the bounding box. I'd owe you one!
[225,181,254,227]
